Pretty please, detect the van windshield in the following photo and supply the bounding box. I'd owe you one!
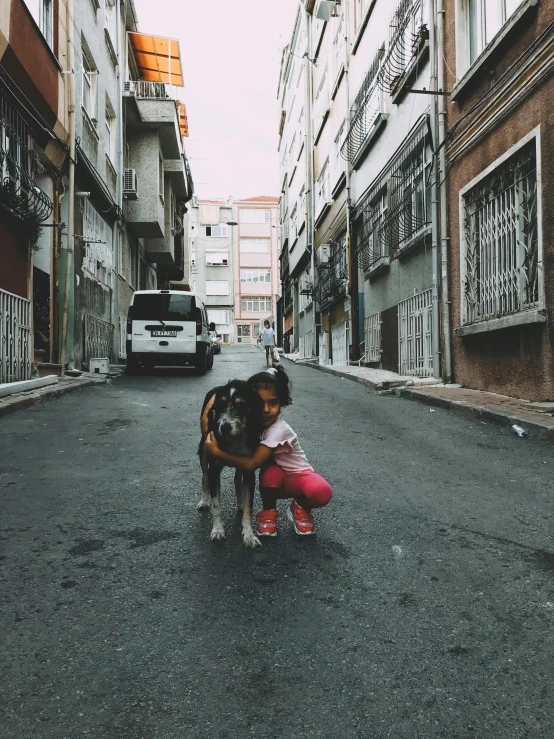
[130,294,195,321]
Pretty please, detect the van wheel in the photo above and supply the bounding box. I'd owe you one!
[195,348,208,376]
[207,349,214,370]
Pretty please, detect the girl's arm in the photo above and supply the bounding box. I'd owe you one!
[200,395,215,436]
[204,432,273,472]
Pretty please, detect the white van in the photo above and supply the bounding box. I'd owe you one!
[126,290,213,375]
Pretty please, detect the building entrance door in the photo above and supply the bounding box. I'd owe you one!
[237,324,252,344]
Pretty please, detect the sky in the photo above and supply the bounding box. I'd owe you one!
[133,0,299,200]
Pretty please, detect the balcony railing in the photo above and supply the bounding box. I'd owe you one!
[377,0,427,94]
[316,238,348,309]
[135,81,171,99]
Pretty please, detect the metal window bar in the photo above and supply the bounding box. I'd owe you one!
[398,289,433,376]
[0,288,31,383]
[364,312,382,363]
[377,0,426,93]
[356,192,388,271]
[463,141,538,324]
[0,83,53,222]
[83,314,114,367]
[316,236,348,309]
[341,46,385,163]
[331,321,349,366]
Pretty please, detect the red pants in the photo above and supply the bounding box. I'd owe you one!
[259,465,332,509]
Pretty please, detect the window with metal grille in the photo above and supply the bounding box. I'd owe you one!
[462,138,539,325]
[357,189,388,272]
[341,46,385,165]
[377,0,427,94]
[316,234,348,308]
[83,200,113,285]
[299,271,312,311]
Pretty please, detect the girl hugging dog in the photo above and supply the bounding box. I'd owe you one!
[203,367,332,537]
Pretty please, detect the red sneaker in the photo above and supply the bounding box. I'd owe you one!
[288,500,315,535]
[256,509,278,537]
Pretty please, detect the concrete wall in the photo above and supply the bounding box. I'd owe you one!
[125,130,165,238]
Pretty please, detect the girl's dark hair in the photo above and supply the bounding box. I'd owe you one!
[247,366,292,406]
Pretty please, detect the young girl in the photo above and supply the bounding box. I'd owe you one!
[204,368,332,537]
[257,320,276,368]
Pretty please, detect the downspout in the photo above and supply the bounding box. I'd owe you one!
[428,0,441,378]
[437,0,451,381]
[60,0,75,375]
[344,0,357,359]
[305,7,316,357]
[114,0,124,363]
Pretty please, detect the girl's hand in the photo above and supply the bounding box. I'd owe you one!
[204,431,220,457]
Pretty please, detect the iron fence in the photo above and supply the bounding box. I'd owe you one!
[0,288,31,383]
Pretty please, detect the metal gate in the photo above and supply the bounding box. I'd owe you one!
[83,314,114,368]
[0,288,31,383]
[319,331,329,366]
[331,321,348,366]
[298,331,313,359]
[364,312,381,363]
[398,289,433,376]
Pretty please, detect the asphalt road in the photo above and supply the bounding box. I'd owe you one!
[1,345,553,739]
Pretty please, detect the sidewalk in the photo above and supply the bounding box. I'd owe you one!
[283,354,554,441]
[0,373,110,419]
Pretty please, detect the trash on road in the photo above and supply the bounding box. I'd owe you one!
[512,424,528,438]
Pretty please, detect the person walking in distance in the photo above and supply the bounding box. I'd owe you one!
[258,319,276,368]
[204,368,332,537]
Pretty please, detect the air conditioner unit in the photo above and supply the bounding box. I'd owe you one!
[123,168,138,199]
[315,0,337,21]
[123,81,135,96]
[318,243,331,265]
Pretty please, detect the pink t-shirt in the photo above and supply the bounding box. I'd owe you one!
[260,415,313,474]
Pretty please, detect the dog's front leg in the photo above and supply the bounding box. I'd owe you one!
[197,446,211,511]
[234,468,243,512]
[240,471,261,549]
[208,464,225,541]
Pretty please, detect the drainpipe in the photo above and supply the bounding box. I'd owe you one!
[428,0,441,379]
[114,0,124,364]
[344,0,357,359]
[60,0,75,375]
[305,7,316,357]
[437,0,451,382]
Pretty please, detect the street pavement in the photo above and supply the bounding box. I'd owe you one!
[1,344,553,739]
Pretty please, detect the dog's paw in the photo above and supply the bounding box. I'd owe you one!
[210,528,226,541]
[243,532,262,549]
[197,499,210,511]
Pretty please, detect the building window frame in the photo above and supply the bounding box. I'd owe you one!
[240,268,271,283]
[239,209,270,224]
[458,128,543,332]
[240,296,273,313]
[239,238,270,253]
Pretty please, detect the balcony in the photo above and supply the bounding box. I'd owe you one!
[124,80,182,160]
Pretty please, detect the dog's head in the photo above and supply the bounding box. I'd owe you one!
[208,380,263,442]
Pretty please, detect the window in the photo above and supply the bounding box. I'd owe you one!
[240,269,271,283]
[239,239,270,253]
[206,251,229,266]
[82,49,97,119]
[461,137,539,326]
[290,204,298,241]
[105,100,116,163]
[333,121,346,186]
[465,0,524,68]
[299,271,312,311]
[241,297,273,312]
[333,15,345,81]
[206,280,229,296]
[104,0,117,46]
[315,66,328,102]
[130,294,195,321]
[377,0,426,94]
[357,189,388,271]
[24,0,53,49]
[83,200,113,285]
[343,46,385,164]
[158,155,164,201]
[237,324,252,343]
[208,310,229,324]
[206,224,229,237]
[239,208,269,223]
[315,159,330,216]
[356,0,371,30]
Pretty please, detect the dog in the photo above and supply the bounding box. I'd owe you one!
[198,380,263,548]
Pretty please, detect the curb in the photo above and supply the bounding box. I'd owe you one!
[0,378,96,420]
[396,387,554,442]
[283,356,406,391]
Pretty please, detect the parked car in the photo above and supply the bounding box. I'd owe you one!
[126,290,214,375]
[209,330,221,355]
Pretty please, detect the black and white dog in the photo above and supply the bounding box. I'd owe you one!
[198,380,263,548]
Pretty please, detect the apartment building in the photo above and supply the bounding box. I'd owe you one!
[0,0,194,381]
[232,197,280,344]
[188,198,234,344]
[440,0,554,401]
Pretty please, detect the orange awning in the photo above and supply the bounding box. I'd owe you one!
[128,32,183,86]
[177,101,189,137]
